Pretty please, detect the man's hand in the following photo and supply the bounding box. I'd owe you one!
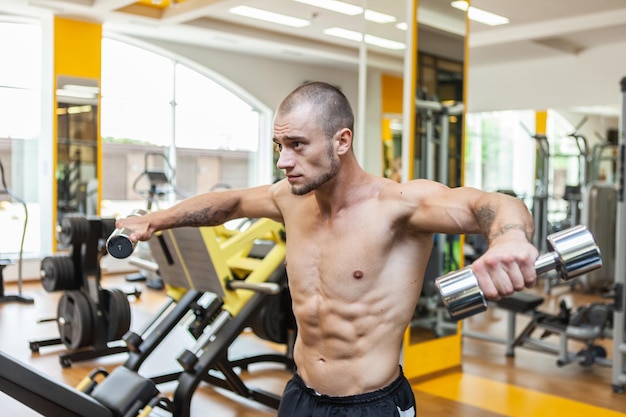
[469,232,538,300]
[115,213,155,243]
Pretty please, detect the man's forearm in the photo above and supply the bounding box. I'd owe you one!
[475,198,534,244]
[153,193,238,231]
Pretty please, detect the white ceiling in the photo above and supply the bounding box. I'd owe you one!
[4,0,625,66]
[1,0,626,111]
[468,0,626,67]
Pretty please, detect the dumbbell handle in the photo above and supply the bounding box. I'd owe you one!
[436,225,602,321]
[535,251,560,276]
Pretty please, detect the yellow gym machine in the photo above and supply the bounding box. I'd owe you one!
[117,216,295,415]
[0,216,295,416]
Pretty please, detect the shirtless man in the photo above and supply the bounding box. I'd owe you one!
[115,81,538,416]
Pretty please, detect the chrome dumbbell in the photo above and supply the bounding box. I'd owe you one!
[106,209,147,259]
[435,224,603,321]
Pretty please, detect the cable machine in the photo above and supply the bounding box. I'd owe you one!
[416,97,464,276]
[412,96,464,337]
[612,76,626,394]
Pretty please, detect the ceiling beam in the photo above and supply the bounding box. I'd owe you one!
[469,7,626,48]
[161,0,225,23]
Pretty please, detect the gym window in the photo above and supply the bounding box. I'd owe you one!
[101,37,264,218]
[0,20,42,256]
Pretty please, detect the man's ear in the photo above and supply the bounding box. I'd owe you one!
[336,128,352,155]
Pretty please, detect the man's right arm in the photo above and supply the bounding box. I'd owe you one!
[115,182,284,242]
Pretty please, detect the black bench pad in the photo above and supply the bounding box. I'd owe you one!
[496,292,544,313]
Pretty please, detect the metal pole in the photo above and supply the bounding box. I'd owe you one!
[355,0,368,167]
[612,76,626,394]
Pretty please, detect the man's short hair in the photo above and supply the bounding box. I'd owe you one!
[279,81,354,139]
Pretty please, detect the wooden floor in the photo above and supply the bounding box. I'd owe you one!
[0,271,625,416]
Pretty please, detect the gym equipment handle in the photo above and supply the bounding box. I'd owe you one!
[436,225,603,321]
[226,280,281,295]
[128,257,159,273]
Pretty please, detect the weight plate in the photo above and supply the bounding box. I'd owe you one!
[251,287,295,344]
[57,290,94,349]
[59,214,90,246]
[99,218,117,239]
[40,256,78,292]
[587,304,609,327]
[105,289,131,341]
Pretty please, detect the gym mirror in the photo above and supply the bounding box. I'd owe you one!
[55,76,99,223]
[406,4,466,344]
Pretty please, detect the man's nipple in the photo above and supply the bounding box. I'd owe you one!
[353,270,364,279]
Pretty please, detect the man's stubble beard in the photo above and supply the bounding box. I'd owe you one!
[290,148,340,196]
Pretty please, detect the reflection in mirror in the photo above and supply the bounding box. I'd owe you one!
[382,117,403,182]
[56,76,99,223]
[408,5,467,344]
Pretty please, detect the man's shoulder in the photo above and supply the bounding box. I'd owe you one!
[268,179,309,205]
[377,178,429,200]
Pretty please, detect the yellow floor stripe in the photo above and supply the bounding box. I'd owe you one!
[413,373,625,417]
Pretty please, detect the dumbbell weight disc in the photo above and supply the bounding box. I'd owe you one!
[105,289,132,341]
[435,267,487,321]
[57,290,94,349]
[106,209,147,259]
[58,214,90,247]
[251,293,287,344]
[541,224,603,280]
[106,234,135,259]
[40,256,78,292]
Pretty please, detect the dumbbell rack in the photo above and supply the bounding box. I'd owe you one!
[29,214,133,368]
[612,77,626,394]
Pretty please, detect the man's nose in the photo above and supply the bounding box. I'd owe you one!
[276,152,295,169]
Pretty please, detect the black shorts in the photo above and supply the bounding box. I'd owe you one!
[277,367,416,417]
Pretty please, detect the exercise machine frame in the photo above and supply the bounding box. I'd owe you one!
[612,76,626,394]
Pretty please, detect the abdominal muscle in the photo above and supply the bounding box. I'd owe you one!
[292,302,405,396]
[288,252,425,397]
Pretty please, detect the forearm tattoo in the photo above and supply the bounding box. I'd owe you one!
[476,207,495,233]
[181,206,232,227]
[477,207,530,243]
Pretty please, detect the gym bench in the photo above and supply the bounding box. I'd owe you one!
[464,291,613,367]
[510,300,613,367]
[0,350,162,417]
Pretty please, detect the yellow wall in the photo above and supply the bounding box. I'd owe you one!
[535,110,547,135]
[381,74,404,115]
[54,17,102,77]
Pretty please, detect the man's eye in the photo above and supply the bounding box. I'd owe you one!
[275,143,282,151]
[293,141,302,148]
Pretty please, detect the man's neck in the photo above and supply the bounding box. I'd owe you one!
[314,163,369,217]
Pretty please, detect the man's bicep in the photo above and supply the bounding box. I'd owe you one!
[235,184,284,222]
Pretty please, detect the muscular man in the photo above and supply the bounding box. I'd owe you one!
[116,81,538,416]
